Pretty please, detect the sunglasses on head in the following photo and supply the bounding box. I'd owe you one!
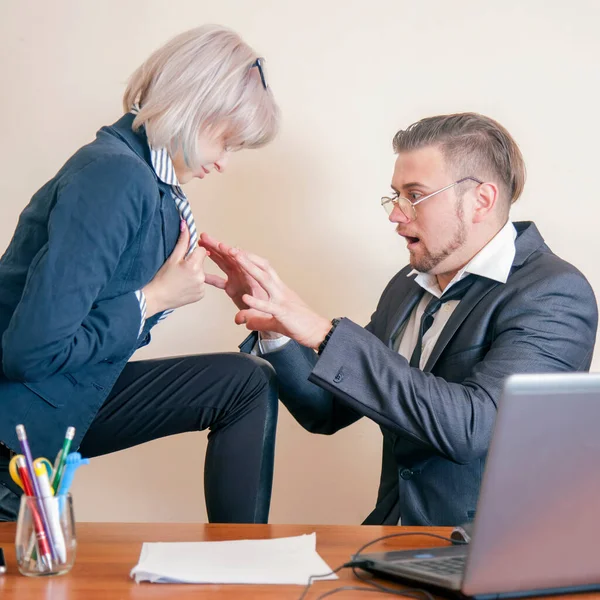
[250,57,268,90]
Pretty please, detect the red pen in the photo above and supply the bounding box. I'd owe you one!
[16,456,52,571]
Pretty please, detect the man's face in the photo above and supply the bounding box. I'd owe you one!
[390,145,472,276]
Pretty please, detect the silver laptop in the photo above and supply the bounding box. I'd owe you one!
[359,373,600,599]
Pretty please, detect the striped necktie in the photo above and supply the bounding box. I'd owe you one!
[170,182,197,255]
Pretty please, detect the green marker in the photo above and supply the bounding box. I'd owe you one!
[51,426,75,493]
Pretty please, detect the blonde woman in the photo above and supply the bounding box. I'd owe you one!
[0,25,280,523]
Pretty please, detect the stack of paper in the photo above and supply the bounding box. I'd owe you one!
[130,533,337,585]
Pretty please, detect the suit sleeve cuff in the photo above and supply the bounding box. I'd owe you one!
[258,333,291,354]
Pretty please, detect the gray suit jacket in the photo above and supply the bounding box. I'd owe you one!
[240,222,598,526]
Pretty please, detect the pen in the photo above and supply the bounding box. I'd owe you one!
[35,463,67,564]
[16,425,57,563]
[51,427,75,493]
[56,453,89,507]
[15,456,52,571]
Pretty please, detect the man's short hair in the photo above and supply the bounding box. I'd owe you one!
[392,113,526,207]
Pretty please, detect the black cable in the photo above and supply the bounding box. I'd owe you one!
[297,563,355,600]
[298,531,467,600]
[315,584,405,598]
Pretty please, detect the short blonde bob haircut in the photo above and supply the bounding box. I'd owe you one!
[123,24,279,167]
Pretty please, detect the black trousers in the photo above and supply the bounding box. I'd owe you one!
[0,353,278,523]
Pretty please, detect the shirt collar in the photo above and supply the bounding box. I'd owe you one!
[130,106,181,187]
[148,147,180,187]
[408,221,517,298]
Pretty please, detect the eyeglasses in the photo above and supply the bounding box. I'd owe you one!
[381,176,483,221]
[250,57,268,90]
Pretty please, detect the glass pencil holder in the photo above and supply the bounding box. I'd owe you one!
[15,493,76,577]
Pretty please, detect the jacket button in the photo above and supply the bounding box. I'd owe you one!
[400,468,413,480]
[333,372,343,383]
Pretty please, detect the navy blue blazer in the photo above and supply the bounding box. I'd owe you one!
[241,222,598,525]
[0,114,179,457]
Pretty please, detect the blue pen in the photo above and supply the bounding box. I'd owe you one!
[57,453,89,514]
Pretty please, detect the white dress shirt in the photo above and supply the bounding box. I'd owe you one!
[258,221,517,364]
[395,221,516,367]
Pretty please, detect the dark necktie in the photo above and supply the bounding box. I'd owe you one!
[409,274,475,369]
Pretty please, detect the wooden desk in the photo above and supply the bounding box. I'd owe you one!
[0,523,598,599]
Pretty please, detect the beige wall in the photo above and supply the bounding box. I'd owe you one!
[1,0,599,524]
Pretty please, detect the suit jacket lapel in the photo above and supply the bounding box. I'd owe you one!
[423,276,500,372]
[158,181,180,261]
[384,277,425,348]
[423,221,546,371]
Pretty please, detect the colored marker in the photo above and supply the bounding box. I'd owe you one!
[35,463,66,564]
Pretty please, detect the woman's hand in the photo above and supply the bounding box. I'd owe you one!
[142,221,207,317]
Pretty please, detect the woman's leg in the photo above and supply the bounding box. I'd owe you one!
[79,353,278,523]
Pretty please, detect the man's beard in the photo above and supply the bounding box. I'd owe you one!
[410,200,467,273]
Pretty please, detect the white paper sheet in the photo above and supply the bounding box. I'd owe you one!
[130,532,338,585]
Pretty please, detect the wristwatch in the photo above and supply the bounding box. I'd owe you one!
[317,318,341,355]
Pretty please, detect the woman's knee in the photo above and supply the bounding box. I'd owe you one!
[220,352,275,396]
[235,354,278,416]
[209,354,278,434]
[242,354,276,385]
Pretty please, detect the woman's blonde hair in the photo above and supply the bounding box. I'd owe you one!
[123,24,279,167]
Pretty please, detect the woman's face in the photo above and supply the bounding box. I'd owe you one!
[171,124,231,184]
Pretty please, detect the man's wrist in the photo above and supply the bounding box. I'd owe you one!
[313,318,340,353]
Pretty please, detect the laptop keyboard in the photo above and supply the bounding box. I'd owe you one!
[400,556,466,577]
